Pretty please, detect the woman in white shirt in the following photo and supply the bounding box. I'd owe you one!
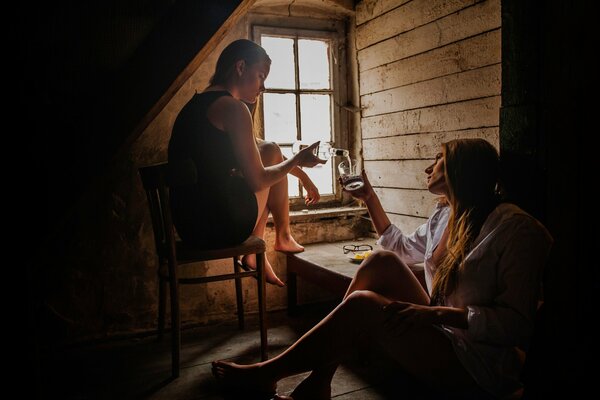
[212,138,553,399]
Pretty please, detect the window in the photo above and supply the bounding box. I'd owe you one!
[254,26,346,206]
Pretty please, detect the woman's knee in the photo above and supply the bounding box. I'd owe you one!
[357,250,403,275]
[344,289,383,310]
[258,141,283,165]
[342,290,388,325]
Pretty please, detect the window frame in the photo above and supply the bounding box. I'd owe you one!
[253,24,348,209]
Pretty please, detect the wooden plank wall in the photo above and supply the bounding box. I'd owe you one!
[356,0,501,232]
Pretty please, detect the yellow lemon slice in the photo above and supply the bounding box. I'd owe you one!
[350,250,373,261]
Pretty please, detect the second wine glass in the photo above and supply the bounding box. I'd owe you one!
[292,141,333,160]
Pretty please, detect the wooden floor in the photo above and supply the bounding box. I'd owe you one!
[37,303,442,400]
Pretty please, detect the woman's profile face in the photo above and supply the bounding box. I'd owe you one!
[425,151,449,196]
[237,60,270,104]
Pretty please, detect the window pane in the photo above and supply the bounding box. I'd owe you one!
[303,159,334,196]
[300,94,331,144]
[281,146,300,197]
[261,36,295,90]
[263,93,297,143]
[299,39,330,89]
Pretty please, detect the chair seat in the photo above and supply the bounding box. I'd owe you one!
[176,235,266,263]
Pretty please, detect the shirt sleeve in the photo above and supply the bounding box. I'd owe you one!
[376,221,429,266]
[466,217,553,347]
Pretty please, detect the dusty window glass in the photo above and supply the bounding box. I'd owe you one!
[262,37,295,90]
[260,34,334,198]
[299,39,330,90]
[263,93,297,144]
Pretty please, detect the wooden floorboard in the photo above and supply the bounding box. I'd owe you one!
[36,238,452,400]
[38,305,414,399]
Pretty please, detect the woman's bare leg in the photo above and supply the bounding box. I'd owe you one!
[242,141,300,286]
[343,250,429,303]
[213,251,474,396]
[261,141,304,253]
[213,289,475,396]
[243,186,285,286]
[286,250,430,399]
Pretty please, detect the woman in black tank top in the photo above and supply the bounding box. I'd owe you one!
[168,39,325,286]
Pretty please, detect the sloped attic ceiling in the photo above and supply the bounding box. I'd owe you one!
[24,0,247,235]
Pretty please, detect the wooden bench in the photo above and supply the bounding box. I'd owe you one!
[286,238,427,314]
[286,238,376,314]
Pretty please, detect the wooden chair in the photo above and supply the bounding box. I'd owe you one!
[138,162,268,378]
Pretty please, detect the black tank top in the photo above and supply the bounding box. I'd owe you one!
[168,91,257,248]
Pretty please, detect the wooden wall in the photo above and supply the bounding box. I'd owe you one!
[356,0,501,231]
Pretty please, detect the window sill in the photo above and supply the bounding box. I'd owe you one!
[267,206,368,224]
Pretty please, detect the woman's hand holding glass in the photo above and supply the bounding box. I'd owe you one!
[294,141,327,168]
[339,169,374,202]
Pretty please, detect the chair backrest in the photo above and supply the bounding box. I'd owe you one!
[139,163,174,261]
[139,160,199,261]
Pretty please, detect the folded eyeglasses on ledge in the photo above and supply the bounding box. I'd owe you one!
[342,244,373,254]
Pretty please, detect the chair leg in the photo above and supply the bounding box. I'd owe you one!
[233,258,245,330]
[158,271,167,340]
[256,251,268,361]
[168,260,181,378]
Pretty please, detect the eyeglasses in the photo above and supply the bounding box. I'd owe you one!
[343,244,373,254]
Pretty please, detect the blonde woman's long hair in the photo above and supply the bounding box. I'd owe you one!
[430,139,500,304]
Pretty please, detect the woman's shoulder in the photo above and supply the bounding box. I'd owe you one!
[178,90,234,114]
[489,203,553,242]
[202,92,253,135]
[493,203,535,223]
[197,89,232,104]
[203,92,248,114]
[199,89,232,98]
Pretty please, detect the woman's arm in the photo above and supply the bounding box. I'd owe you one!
[383,302,468,336]
[435,306,469,328]
[289,166,320,205]
[217,98,323,191]
[254,137,321,204]
[343,170,430,265]
[363,189,391,236]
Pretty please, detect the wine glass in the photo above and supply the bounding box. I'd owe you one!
[291,141,332,164]
[338,159,364,191]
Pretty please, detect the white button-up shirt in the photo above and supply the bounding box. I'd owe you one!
[377,202,553,398]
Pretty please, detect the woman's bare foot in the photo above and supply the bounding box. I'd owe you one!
[211,360,277,396]
[242,254,285,287]
[274,232,304,253]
